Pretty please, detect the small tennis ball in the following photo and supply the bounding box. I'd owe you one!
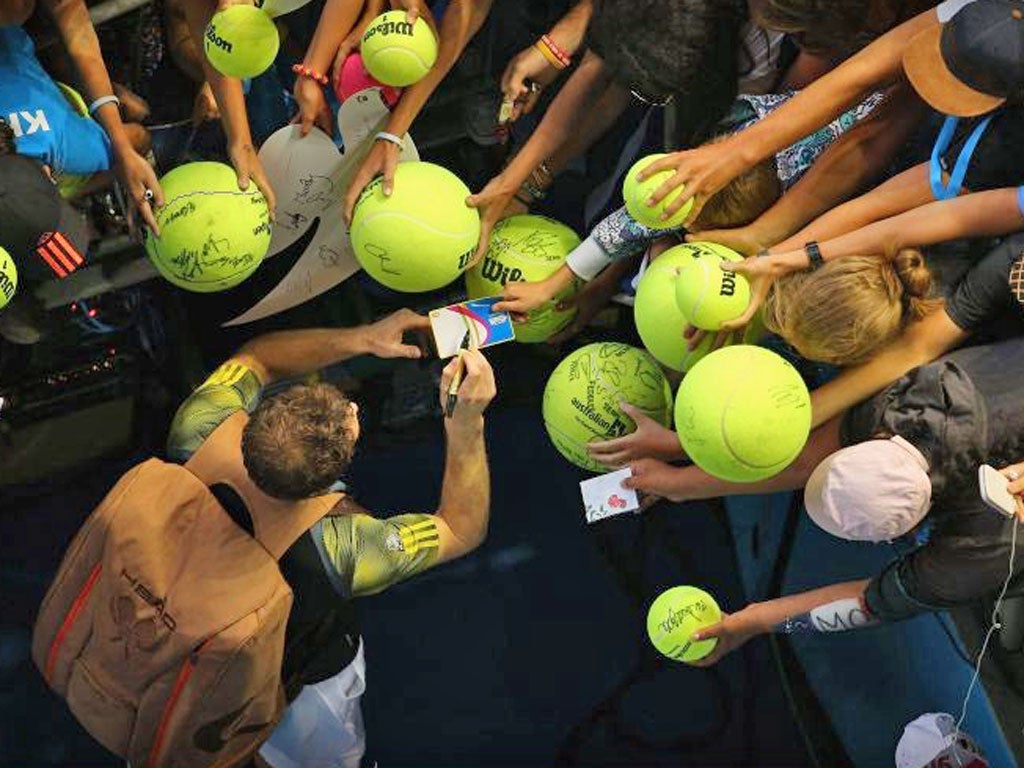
[0,246,18,310]
[542,343,673,472]
[675,345,811,482]
[350,162,480,293]
[145,162,270,293]
[204,6,279,79]
[465,215,581,343]
[622,153,694,229]
[361,10,438,87]
[674,242,750,330]
[647,586,722,663]
[334,51,402,107]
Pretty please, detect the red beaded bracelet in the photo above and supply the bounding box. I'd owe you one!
[292,63,329,86]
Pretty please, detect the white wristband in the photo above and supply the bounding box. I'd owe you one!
[375,131,404,149]
[565,236,614,282]
[87,94,121,117]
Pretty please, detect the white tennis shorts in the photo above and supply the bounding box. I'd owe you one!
[259,640,367,768]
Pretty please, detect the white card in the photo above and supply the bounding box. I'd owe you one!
[223,120,419,326]
[581,469,640,524]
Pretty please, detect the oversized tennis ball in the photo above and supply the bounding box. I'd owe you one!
[673,243,751,330]
[465,215,580,343]
[634,243,757,371]
[675,345,811,482]
[145,162,270,293]
[0,246,18,310]
[542,343,673,472]
[622,153,694,229]
[634,246,698,371]
[351,162,480,293]
[647,586,722,663]
[334,51,402,107]
[204,5,279,79]
[360,10,438,87]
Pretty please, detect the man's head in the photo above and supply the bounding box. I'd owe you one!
[241,383,360,500]
[903,0,1024,117]
[803,436,932,542]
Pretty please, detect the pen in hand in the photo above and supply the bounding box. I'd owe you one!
[445,331,472,418]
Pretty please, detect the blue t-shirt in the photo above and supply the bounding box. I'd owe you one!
[0,26,111,175]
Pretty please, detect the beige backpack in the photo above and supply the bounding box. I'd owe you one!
[32,413,337,768]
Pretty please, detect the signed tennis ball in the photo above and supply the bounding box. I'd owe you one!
[634,245,700,372]
[145,162,270,293]
[360,10,438,87]
[622,153,694,229]
[465,215,581,343]
[0,246,18,310]
[204,5,280,79]
[542,343,673,472]
[647,586,721,663]
[350,162,480,293]
[673,242,751,330]
[675,345,811,482]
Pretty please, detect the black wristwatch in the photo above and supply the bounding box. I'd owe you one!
[804,241,824,271]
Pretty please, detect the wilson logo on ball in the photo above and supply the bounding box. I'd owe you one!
[364,20,415,39]
[205,26,233,52]
[720,271,737,297]
[478,255,523,285]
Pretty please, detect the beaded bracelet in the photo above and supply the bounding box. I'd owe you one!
[292,63,329,86]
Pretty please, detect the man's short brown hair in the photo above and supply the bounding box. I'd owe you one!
[241,383,356,500]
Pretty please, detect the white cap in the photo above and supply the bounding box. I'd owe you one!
[895,712,987,768]
[804,436,932,542]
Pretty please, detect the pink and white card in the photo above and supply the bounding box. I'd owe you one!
[581,468,640,524]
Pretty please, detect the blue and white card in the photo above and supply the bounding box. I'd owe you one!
[430,297,515,358]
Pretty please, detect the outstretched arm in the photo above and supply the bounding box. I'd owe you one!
[770,162,936,253]
[623,416,843,500]
[233,309,430,384]
[180,0,277,212]
[343,0,494,214]
[319,349,497,598]
[639,6,939,225]
[727,186,1024,328]
[792,186,1024,264]
[696,88,927,253]
[501,0,594,121]
[809,310,968,427]
[292,0,365,135]
[42,0,165,231]
[465,50,614,261]
[691,580,874,667]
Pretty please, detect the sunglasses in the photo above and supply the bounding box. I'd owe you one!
[629,86,674,107]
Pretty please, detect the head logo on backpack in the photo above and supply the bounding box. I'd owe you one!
[32,413,337,768]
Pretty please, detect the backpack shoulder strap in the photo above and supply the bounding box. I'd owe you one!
[184,411,339,560]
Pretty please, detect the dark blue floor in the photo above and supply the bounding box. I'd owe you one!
[0,405,811,767]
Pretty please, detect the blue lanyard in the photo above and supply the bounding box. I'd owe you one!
[929,114,994,200]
